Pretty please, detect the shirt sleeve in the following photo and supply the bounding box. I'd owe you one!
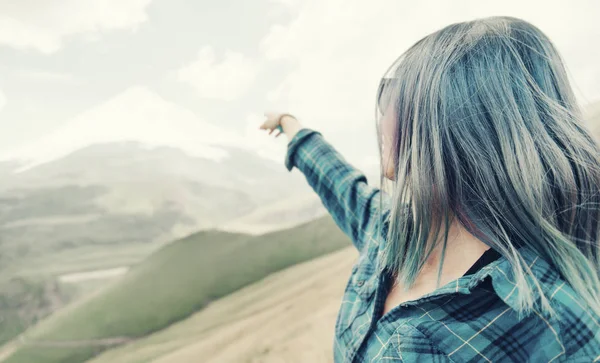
[284,128,391,254]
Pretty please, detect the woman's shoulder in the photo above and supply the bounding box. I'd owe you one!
[546,279,600,360]
[488,248,600,360]
[401,279,600,362]
[399,248,600,362]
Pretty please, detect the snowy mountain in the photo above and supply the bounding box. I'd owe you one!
[1,86,248,171]
[0,87,316,277]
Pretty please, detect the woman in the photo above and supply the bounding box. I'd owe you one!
[260,16,600,362]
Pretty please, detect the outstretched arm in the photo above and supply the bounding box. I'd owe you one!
[284,126,391,254]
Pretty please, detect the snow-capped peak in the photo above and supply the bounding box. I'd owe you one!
[1,86,248,171]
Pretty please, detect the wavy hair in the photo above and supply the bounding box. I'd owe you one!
[374,16,600,318]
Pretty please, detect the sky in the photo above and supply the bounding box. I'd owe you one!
[0,0,599,172]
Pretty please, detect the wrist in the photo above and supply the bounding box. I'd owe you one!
[280,114,298,128]
[281,115,301,141]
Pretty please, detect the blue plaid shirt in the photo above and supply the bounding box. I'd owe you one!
[285,128,600,363]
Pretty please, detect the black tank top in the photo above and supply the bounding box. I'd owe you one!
[377,248,502,322]
[463,248,502,276]
[383,248,502,292]
[384,248,502,284]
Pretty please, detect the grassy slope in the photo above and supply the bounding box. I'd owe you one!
[0,244,155,349]
[3,215,350,363]
[89,246,357,363]
[0,278,74,347]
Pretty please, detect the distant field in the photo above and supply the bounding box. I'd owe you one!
[0,277,74,348]
[5,242,161,279]
[0,242,160,346]
[89,246,356,363]
[2,214,351,363]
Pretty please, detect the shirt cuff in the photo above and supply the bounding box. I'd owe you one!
[284,128,323,171]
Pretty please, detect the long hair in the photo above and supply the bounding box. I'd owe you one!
[374,16,600,318]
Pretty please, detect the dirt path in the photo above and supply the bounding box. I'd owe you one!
[23,337,133,348]
[0,336,134,362]
[58,266,129,283]
[0,343,18,362]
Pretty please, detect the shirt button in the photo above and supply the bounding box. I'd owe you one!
[357,280,364,286]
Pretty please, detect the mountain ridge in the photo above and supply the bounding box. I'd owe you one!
[0,86,252,171]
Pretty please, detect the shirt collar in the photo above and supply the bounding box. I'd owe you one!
[473,246,562,312]
[376,245,562,312]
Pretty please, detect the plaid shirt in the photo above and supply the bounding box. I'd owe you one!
[285,127,600,363]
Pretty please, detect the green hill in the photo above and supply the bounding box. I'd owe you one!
[89,246,356,363]
[0,277,74,348]
[2,214,350,363]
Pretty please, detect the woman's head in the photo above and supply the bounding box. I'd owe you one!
[376,16,600,317]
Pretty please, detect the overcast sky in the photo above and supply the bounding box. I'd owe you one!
[0,0,598,171]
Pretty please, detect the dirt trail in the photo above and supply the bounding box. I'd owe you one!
[0,343,17,362]
[22,337,133,348]
[58,266,129,283]
[0,336,134,362]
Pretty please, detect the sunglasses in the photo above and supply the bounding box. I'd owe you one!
[377,77,397,114]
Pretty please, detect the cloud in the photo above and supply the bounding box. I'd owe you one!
[0,0,153,53]
[259,0,474,139]
[176,46,259,101]
[13,69,78,83]
[260,0,600,169]
[0,89,5,111]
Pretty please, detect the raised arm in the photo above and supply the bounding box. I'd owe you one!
[284,127,391,254]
